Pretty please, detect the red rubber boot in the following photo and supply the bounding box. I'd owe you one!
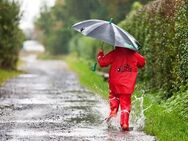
[105,93,119,122]
[120,110,130,131]
[119,94,131,131]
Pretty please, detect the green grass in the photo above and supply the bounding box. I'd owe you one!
[145,107,188,141]
[65,55,188,141]
[143,92,188,141]
[66,55,108,99]
[0,69,21,86]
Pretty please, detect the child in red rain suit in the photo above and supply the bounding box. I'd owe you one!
[97,46,145,131]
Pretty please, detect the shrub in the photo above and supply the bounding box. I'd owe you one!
[0,0,24,69]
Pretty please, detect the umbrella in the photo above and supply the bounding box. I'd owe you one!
[72,18,141,51]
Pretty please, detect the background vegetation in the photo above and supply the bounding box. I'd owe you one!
[0,0,24,70]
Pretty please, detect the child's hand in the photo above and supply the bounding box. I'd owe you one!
[97,48,104,59]
[98,48,103,53]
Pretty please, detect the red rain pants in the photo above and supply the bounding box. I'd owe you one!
[109,92,131,128]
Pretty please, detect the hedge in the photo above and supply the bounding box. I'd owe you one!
[119,0,188,99]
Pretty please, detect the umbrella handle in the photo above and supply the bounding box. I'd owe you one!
[93,41,104,72]
[92,62,97,72]
[101,42,104,51]
[109,18,113,24]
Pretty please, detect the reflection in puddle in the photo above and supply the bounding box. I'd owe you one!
[18,74,38,78]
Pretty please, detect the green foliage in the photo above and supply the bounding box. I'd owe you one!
[0,0,24,69]
[49,29,72,55]
[0,69,21,85]
[165,90,188,120]
[69,36,98,60]
[36,6,53,36]
[174,0,188,92]
[100,0,150,22]
[119,0,188,98]
[144,102,188,141]
[64,0,101,21]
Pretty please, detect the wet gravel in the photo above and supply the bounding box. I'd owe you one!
[0,55,155,141]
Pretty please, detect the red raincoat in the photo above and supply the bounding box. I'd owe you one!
[97,47,145,130]
[97,47,145,94]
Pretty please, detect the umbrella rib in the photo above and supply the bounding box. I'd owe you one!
[85,22,107,36]
[85,22,116,46]
[72,19,103,27]
[114,25,137,49]
[72,20,105,34]
[110,24,116,46]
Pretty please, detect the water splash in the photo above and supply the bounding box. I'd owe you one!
[132,94,145,131]
[132,90,152,131]
[104,90,152,132]
[106,115,121,130]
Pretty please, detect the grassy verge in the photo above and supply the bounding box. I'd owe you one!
[65,55,188,141]
[0,69,21,86]
[143,92,188,141]
[66,55,108,99]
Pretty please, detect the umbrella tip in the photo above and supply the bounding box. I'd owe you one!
[109,18,113,24]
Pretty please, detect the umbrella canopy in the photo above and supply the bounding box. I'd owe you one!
[72,19,141,51]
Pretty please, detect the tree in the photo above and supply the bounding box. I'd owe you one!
[99,0,151,22]
[0,0,24,69]
[35,0,102,55]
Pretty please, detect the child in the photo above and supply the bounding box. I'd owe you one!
[97,46,145,131]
